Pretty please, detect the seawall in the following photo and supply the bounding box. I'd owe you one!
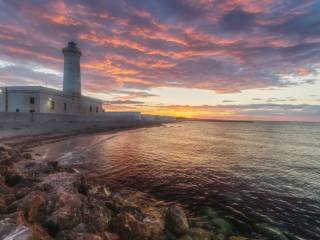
[0,112,157,140]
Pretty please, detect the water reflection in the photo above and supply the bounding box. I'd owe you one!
[34,122,320,239]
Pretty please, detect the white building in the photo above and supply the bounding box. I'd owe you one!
[0,42,103,115]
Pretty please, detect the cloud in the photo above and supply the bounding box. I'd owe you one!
[106,103,320,121]
[219,8,258,32]
[0,0,319,100]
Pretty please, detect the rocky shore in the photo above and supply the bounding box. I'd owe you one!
[0,139,249,240]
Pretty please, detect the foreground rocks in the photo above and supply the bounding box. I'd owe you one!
[0,143,251,240]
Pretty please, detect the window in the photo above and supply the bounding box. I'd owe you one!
[90,106,92,113]
[30,109,35,113]
[96,107,99,113]
[30,97,35,104]
[16,109,20,112]
[50,100,55,110]
[64,103,67,111]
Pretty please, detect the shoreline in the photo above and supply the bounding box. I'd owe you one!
[0,124,278,240]
[0,125,243,240]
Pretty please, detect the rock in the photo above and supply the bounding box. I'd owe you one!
[211,217,234,236]
[73,233,103,240]
[0,176,13,195]
[204,207,219,219]
[0,151,11,163]
[0,143,12,153]
[111,205,165,240]
[103,231,120,240]
[14,160,55,179]
[0,144,13,163]
[229,236,248,240]
[0,218,51,240]
[4,168,23,187]
[82,198,112,232]
[0,197,7,214]
[16,191,47,222]
[23,153,33,160]
[178,235,193,240]
[40,172,81,193]
[178,228,215,240]
[47,161,59,170]
[165,204,189,236]
[255,223,288,240]
[48,191,83,230]
[188,228,214,240]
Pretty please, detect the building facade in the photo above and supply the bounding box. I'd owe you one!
[0,42,103,115]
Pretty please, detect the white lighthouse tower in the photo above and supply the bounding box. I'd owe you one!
[62,41,82,95]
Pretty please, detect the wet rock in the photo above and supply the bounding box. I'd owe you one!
[211,218,234,236]
[23,152,33,160]
[0,144,13,163]
[188,228,214,240]
[178,228,215,240]
[229,236,248,240]
[16,191,47,223]
[0,218,51,240]
[14,160,55,179]
[204,207,219,219]
[47,161,59,170]
[40,172,81,193]
[82,198,112,232]
[56,228,103,240]
[0,197,7,214]
[42,219,60,237]
[111,205,165,240]
[103,231,120,240]
[78,175,89,195]
[165,205,189,236]
[4,168,23,187]
[0,143,12,153]
[73,233,103,240]
[48,191,83,230]
[178,235,194,240]
[0,151,11,163]
[0,176,13,195]
[255,223,288,240]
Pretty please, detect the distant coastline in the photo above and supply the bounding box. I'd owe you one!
[177,117,253,123]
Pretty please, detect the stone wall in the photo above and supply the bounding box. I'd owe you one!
[0,112,143,124]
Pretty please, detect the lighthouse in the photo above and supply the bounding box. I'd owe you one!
[0,41,102,114]
[62,41,82,95]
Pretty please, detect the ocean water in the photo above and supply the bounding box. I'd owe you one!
[36,121,320,239]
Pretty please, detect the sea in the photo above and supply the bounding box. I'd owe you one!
[36,121,320,239]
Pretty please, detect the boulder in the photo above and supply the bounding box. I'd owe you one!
[165,205,189,236]
[0,143,12,153]
[23,153,33,160]
[103,231,120,240]
[14,160,55,179]
[229,236,248,240]
[40,172,81,193]
[111,206,165,240]
[0,218,51,240]
[0,144,13,163]
[188,228,214,240]
[4,167,23,187]
[9,191,46,222]
[48,191,83,230]
[211,217,234,236]
[255,223,288,240]
[82,198,112,232]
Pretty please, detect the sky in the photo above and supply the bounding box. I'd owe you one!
[0,0,319,121]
